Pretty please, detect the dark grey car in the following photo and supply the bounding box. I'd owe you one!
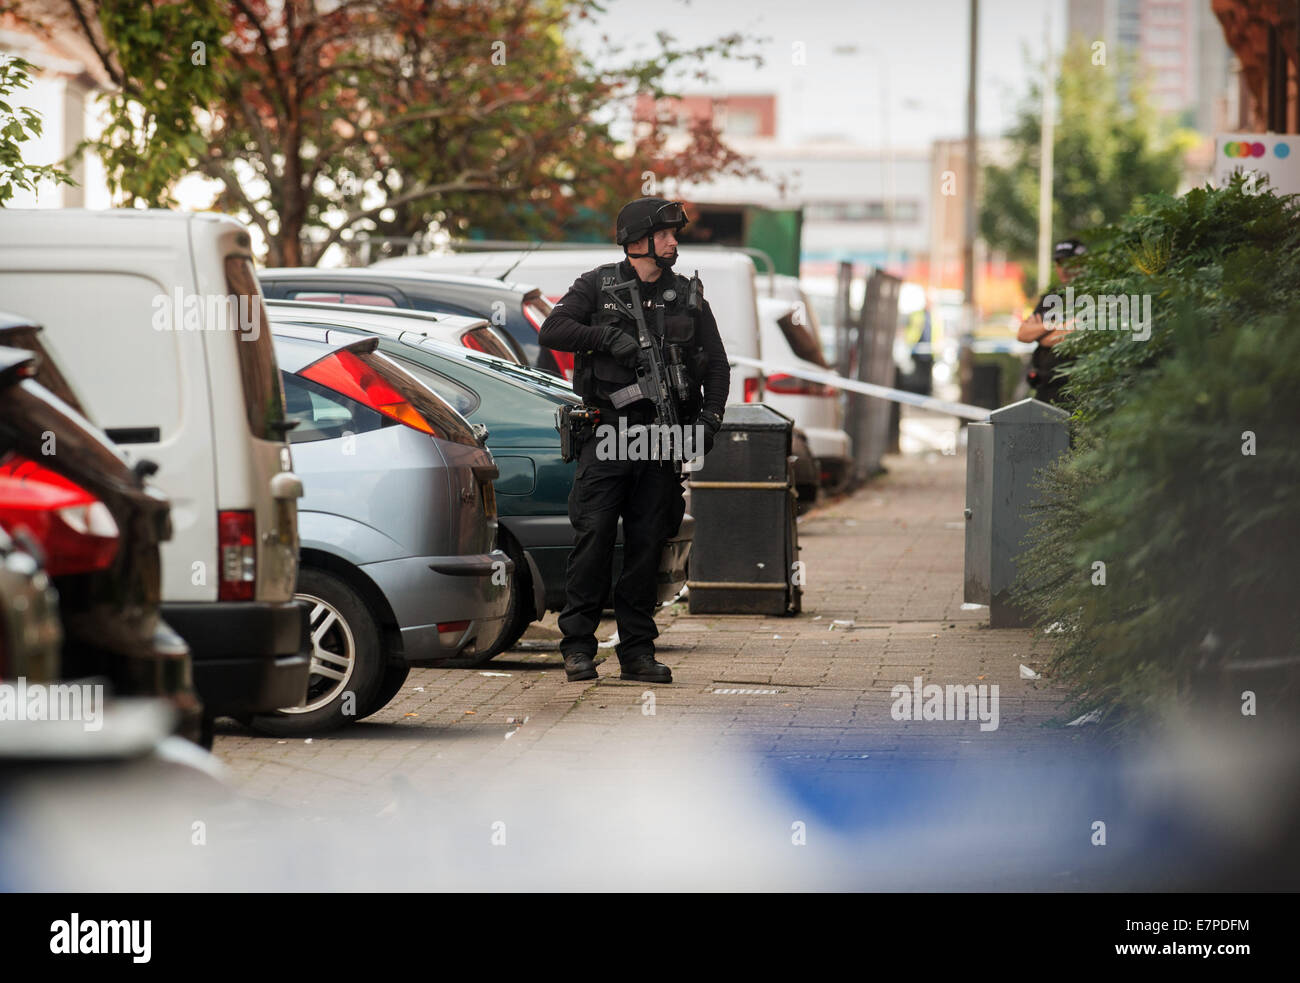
[260,266,561,376]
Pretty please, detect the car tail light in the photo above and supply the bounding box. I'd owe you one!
[522,300,546,332]
[764,373,837,397]
[539,295,574,379]
[462,328,515,362]
[550,349,575,380]
[301,350,438,436]
[743,376,760,402]
[0,458,119,576]
[438,620,469,634]
[218,510,256,601]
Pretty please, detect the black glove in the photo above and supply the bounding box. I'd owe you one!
[697,410,722,455]
[601,326,639,367]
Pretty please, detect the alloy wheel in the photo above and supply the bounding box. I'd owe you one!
[283,591,356,714]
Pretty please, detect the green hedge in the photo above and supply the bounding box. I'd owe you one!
[1012,176,1300,730]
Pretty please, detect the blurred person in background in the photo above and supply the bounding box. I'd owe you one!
[1018,238,1087,406]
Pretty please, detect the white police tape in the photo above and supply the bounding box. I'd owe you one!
[726,355,991,421]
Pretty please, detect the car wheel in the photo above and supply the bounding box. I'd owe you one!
[472,537,533,664]
[248,568,384,736]
[197,712,215,750]
[356,660,411,720]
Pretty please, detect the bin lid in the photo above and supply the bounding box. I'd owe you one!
[719,402,794,431]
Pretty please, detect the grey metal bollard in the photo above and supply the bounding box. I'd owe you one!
[964,398,1070,628]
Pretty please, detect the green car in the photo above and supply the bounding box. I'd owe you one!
[264,303,693,658]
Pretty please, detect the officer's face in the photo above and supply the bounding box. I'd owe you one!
[652,227,678,257]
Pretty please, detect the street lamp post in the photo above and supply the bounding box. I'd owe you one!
[832,45,895,272]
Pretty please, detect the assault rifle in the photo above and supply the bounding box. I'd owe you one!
[600,277,681,432]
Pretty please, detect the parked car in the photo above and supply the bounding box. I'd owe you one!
[0,523,62,686]
[756,295,852,491]
[259,267,544,370]
[260,299,509,364]
[368,246,764,399]
[266,305,693,657]
[0,331,203,744]
[0,387,61,691]
[260,327,512,733]
[0,209,310,727]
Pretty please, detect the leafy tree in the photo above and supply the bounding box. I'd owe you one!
[980,41,1197,289]
[2,0,226,205]
[1012,177,1300,732]
[0,53,74,204]
[32,0,759,265]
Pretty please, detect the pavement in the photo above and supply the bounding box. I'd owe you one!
[10,411,1279,891]
[213,411,1100,820]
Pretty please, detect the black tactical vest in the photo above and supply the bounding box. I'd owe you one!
[573,263,708,411]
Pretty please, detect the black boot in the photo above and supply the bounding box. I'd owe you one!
[619,653,672,683]
[562,651,597,682]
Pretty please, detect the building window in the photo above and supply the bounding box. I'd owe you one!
[804,200,920,223]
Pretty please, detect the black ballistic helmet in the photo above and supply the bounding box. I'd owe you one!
[1053,238,1087,263]
[616,197,688,246]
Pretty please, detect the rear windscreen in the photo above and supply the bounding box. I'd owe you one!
[778,305,830,368]
[0,325,86,415]
[390,358,481,417]
[225,256,288,439]
[370,352,478,446]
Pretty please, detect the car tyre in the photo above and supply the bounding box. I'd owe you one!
[356,660,411,720]
[197,712,215,750]
[247,567,384,736]
[473,536,533,663]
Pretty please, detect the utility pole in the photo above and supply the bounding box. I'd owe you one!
[1036,7,1054,293]
[959,0,978,403]
[881,57,895,272]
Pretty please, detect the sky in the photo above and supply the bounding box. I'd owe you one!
[570,0,1068,149]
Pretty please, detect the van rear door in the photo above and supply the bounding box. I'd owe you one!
[201,237,300,603]
[0,220,219,603]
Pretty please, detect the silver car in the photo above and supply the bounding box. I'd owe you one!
[249,327,511,735]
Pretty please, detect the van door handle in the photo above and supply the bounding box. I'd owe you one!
[271,472,303,500]
[106,426,161,444]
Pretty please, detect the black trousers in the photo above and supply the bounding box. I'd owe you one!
[558,421,686,663]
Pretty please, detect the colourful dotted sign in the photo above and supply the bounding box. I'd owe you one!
[1214,134,1300,194]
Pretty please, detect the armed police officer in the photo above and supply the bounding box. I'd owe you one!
[1018,238,1087,406]
[539,197,730,684]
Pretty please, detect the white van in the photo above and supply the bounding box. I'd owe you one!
[0,209,310,720]
[756,294,852,488]
[374,247,764,404]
